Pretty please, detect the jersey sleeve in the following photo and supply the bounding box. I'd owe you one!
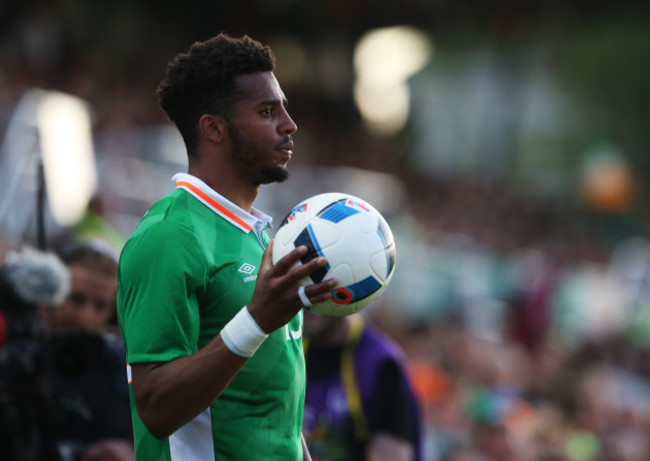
[117,220,206,364]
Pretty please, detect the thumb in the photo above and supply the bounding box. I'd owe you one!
[260,239,274,273]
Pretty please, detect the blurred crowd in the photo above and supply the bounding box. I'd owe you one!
[373,176,650,460]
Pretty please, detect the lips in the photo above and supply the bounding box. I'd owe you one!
[278,140,294,153]
[277,140,294,160]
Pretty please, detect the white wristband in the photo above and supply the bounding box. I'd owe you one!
[221,306,269,358]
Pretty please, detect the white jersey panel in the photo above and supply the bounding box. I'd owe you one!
[169,408,215,461]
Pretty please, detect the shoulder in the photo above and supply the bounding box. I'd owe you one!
[123,189,209,252]
[134,190,206,234]
[359,322,408,364]
[119,206,208,280]
[122,218,198,262]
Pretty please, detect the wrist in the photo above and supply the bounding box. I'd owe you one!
[221,306,269,357]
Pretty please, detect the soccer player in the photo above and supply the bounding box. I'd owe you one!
[116,33,337,461]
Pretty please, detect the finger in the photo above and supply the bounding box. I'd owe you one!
[300,278,337,305]
[297,285,312,307]
[288,255,328,283]
[260,239,274,273]
[273,245,308,272]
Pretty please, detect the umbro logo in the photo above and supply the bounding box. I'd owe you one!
[238,263,256,274]
[239,263,257,282]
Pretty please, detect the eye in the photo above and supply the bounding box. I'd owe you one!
[69,292,88,307]
[261,107,273,116]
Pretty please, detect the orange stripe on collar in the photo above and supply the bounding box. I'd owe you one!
[176,181,253,232]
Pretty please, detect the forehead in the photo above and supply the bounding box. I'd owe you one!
[233,71,285,104]
[68,264,116,285]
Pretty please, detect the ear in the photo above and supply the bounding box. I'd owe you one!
[198,114,228,143]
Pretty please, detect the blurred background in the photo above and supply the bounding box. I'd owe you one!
[1,0,650,459]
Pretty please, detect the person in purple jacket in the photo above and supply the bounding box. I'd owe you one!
[303,311,422,461]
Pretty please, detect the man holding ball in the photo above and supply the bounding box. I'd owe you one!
[117,33,336,461]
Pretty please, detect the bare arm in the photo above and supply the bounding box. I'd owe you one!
[81,439,135,461]
[132,242,336,439]
[131,337,246,439]
[367,433,415,461]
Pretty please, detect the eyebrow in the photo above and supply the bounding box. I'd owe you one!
[259,98,289,108]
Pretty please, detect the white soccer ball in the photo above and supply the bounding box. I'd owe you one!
[272,192,396,316]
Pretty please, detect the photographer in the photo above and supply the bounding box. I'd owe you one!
[0,246,70,460]
[0,244,133,461]
[50,239,134,461]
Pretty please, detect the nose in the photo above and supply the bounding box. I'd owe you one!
[280,108,297,136]
[75,304,97,330]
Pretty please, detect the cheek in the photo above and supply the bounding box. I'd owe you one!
[240,122,275,147]
[98,304,114,321]
[54,303,76,320]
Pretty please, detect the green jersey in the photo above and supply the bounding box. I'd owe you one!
[117,173,305,461]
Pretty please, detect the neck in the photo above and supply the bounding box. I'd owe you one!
[187,162,259,213]
[309,317,351,348]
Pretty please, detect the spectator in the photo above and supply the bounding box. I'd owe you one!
[43,239,134,461]
[303,312,422,461]
[47,238,120,336]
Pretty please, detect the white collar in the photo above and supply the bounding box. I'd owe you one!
[172,173,272,233]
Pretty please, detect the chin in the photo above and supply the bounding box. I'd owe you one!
[257,166,289,185]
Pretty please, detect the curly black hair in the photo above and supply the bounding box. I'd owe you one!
[156,33,276,154]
